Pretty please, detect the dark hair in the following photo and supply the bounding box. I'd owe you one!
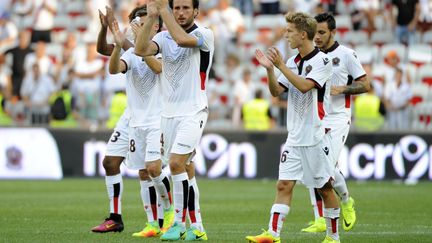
[128,5,163,33]
[255,89,263,99]
[169,0,199,10]
[314,12,336,31]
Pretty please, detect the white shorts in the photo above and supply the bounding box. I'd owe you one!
[125,126,162,170]
[160,109,208,163]
[327,123,350,165]
[279,134,335,188]
[105,113,129,157]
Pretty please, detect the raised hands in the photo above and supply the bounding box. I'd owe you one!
[154,0,169,11]
[256,47,284,70]
[147,0,159,18]
[98,9,108,28]
[111,19,125,47]
[266,47,284,68]
[255,49,273,69]
[105,6,116,32]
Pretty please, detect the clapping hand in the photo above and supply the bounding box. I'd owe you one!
[255,49,274,69]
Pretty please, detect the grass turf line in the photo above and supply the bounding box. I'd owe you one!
[1,179,432,242]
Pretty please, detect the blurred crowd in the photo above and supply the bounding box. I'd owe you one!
[0,0,431,131]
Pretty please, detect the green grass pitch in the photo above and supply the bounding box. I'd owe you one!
[1,179,432,242]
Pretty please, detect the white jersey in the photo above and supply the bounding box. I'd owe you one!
[322,42,366,125]
[120,48,162,127]
[152,24,214,117]
[278,48,332,146]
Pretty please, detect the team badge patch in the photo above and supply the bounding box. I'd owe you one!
[332,57,340,66]
[305,65,313,75]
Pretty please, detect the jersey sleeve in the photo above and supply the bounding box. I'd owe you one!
[346,50,366,80]
[306,55,332,88]
[152,32,165,55]
[120,48,133,72]
[277,74,290,90]
[191,27,214,52]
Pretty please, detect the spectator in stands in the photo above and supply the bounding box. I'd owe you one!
[54,32,78,89]
[390,0,420,45]
[0,53,12,100]
[242,89,274,130]
[30,0,57,43]
[259,0,279,14]
[207,0,244,63]
[5,30,33,98]
[382,50,412,89]
[352,0,380,32]
[71,41,105,126]
[0,12,18,54]
[233,68,256,127]
[353,85,384,131]
[383,68,412,130]
[289,0,320,14]
[21,63,56,125]
[417,0,432,33]
[24,40,54,76]
[233,0,254,16]
[11,0,33,30]
[215,53,243,85]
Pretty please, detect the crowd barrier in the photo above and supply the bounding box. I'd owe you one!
[1,128,431,181]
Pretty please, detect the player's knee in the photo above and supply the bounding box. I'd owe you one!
[276,180,293,194]
[139,169,150,180]
[317,181,334,197]
[102,156,121,174]
[146,162,161,178]
[169,159,185,173]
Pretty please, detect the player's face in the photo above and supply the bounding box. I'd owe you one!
[172,0,197,29]
[285,23,303,49]
[314,22,332,50]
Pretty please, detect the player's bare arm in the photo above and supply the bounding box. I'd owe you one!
[96,9,114,56]
[109,20,127,74]
[134,3,159,57]
[156,0,199,47]
[268,47,315,93]
[256,49,285,97]
[331,75,370,95]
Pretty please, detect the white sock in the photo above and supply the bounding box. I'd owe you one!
[105,174,123,215]
[268,204,290,237]
[172,172,189,226]
[157,195,164,228]
[309,187,323,220]
[333,168,349,203]
[140,180,157,223]
[323,208,340,241]
[151,170,172,210]
[188,177,204,231]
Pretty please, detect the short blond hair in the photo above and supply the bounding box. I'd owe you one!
[285,12,317,40]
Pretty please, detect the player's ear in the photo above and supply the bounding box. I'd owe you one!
[193,9,199,18]
[330,29,336,38]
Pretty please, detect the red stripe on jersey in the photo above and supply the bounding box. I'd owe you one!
[113,197,119,214]
[272,212,280,232]
[294,54,301,65]
[200,72,206,90]
[345,94,351,108]
[318,101,325,120]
